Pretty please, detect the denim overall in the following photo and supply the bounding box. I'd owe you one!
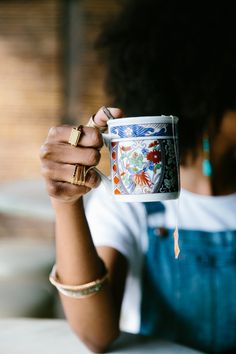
[140,202,236,354]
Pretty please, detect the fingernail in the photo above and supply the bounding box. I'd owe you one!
[102,106,115,120]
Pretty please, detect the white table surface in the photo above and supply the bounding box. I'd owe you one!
[0,319,204,354]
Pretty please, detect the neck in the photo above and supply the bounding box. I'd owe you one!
[180,158,212,196]
[180,146,236,196]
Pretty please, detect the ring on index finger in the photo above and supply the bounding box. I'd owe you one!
[68,125,83,146]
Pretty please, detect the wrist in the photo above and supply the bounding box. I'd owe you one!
[51,196,84,212]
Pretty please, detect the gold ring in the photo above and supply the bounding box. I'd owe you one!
[68,125,83,146]
[70,164,94,186]
[70,164,86,186]
[86,115,107,133]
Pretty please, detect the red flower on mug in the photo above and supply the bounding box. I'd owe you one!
[146,150,161,163]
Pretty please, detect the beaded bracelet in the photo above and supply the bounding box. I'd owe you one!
[49,264,108,299]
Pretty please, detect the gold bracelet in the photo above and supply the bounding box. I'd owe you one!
[49,265,108,299]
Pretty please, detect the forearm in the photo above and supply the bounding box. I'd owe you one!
[51,197,120,352]
[53,197,103,282]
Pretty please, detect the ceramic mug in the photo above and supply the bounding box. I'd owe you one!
[96,115,180,202]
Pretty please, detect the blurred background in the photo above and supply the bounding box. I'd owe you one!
[0,0,119,320]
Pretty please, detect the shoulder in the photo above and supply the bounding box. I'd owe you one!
[177,189,236,231]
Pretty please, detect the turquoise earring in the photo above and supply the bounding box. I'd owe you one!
[202,134,212,176]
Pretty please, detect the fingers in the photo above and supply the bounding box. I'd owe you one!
[47,125,103,146]
[40,143,101,166]
[40,106,122,202]
[42,161,101,189]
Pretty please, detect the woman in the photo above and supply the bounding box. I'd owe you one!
[40,1,236,353]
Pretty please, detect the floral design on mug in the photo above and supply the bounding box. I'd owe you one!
[113,139,164,194]
[108,116,179,200]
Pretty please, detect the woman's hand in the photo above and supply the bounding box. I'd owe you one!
[39,107,122,203]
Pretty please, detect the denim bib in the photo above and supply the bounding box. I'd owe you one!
[141,202,236,354]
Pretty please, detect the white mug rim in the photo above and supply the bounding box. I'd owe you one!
[107,115,178,126]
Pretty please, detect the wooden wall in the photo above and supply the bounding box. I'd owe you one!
[0,0,63,181]
[63,1,119,122]
[0,0,119,181]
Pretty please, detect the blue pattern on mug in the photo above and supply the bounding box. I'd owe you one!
[111,123,172,138]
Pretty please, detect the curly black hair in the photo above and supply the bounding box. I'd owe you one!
[97,0,236,164]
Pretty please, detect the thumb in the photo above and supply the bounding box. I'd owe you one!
[93,107,123,128]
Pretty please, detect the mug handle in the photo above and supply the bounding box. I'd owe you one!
[91,133,113,193]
